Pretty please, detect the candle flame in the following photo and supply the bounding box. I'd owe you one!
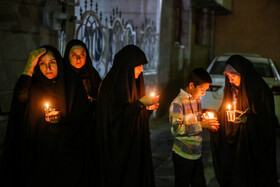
[150,92,155,97]
[46,103,49,109]
[208,112,214,119]
[228,104,231,111]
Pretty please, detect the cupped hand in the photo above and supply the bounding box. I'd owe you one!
[201,118,220,129]
[209,125,219,131]
[48,110,61,124]
[139,95,158,106]
[146,102,160,111]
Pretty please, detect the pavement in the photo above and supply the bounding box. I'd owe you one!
[149,114,280,187]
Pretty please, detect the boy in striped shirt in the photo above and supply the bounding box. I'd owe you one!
[169,68,219,187]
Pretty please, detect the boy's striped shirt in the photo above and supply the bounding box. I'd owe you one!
[169,89,203,160]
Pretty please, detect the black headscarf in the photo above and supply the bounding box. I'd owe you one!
[63,39,102,100]
[210,55,278,187]
[1,45,93,186]
[96,45,155,187]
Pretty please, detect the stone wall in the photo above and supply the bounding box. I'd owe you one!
[0,0,59,114]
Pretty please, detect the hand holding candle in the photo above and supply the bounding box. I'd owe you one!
[139,91,160,111]
[146,91,160,111]
[48,110,61,123]
[201,111,220,130]
[201,112,220,130]
[44,103,60,123]
[202,112,215,119]
[234,108,249,124]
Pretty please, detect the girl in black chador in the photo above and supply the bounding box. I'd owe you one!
[0,45,94,186]
[63,39,102,117]
[210,55,278,187]
[96,45,159,187]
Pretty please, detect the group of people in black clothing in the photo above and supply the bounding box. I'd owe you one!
[0,40,158,187]
[0,39,278,187]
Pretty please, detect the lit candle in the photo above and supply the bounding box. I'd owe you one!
[228,104,231,111]
[45,103,50,122]
[226,104,235,122]
[208,112,214,119]
[146,91,159,111]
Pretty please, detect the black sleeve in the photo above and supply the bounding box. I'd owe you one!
[0,75,32,183]
[13,75,33,103]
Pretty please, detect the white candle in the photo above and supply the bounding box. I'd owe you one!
[226,104,235,122]
[45,103,50,122]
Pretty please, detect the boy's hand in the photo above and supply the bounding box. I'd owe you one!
[208,125,219,131]
[201,118,220,129]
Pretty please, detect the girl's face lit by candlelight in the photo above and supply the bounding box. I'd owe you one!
[226,73,241,87]
[134,65,143,79]
[69,45,86,69]
[39,51,58,80]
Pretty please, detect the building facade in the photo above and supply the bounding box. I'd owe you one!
[0,0,279,117]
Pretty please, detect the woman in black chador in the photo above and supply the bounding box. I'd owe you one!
[96,45,159,187]
[210,55,278,187]
[0,45,93,186]
[63,39,102,117]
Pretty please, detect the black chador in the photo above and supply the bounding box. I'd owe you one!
[210,55,278,187]
[96,45,155,187]
[63,39,102,116]
[0,45,93,186]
